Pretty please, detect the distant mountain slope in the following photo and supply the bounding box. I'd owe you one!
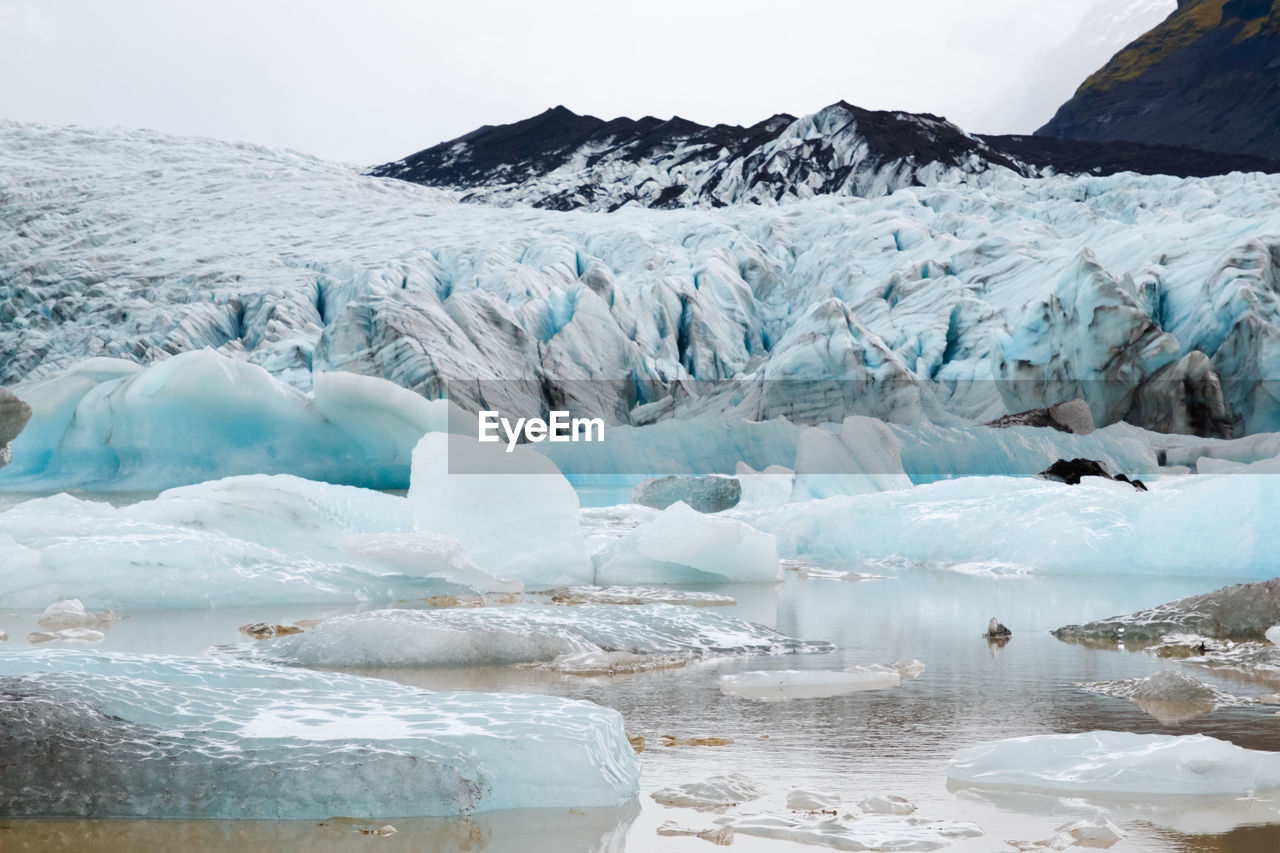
[371,101,1280,211]
[1039,0,1280,158]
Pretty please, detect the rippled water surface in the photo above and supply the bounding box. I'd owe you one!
[4,565,1280,852]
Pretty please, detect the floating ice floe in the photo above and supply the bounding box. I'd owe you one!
[714,810,983,851]
[651,774,766,809]
[533,585,736,606]
[786,788,842,810]
[1078,670,1248,725]
[27,627,105,644]
[720,665,903,702]
[948,731,1280,796]
[230,604,830,668]
[594,501,779,584]
[37,598,117,629]
[0,650,639,818]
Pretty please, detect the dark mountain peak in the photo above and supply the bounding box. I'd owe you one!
[370,98,1280,212]
[1039,0,1280,159]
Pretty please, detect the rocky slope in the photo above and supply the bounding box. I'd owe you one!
[1040,0,1280,159]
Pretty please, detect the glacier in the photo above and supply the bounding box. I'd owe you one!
[948,731,1280,797]
[5,120,1280,451]
[228,604,831,668]
[0,649,640,818]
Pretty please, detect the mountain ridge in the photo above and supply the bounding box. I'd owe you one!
[371,101,1280,211]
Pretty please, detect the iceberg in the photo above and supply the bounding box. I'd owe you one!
[0,350,455,491]
[0,650,639,818]
[0,475,477,609]
[229,604,830,668]
[409,434,593,585]
[593,501,780,584]
[948,731,1280,796]
[752,473,1280,578]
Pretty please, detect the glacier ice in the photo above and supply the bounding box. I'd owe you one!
[750,472,1280,578]
[0,649,640,818]
[0,475,471,608]
[719,666,901,702]
[7,121,1280,441]
[0,350,457,491]
[409,433,593,585]
[229,604,830,668]
[790,416,912,500]
[593,501,780,585]
[948,731,1280,796]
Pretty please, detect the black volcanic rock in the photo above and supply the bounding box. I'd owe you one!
[372,100,1280,211]
[1038,458,1148,490]
[1039,0,1280,159]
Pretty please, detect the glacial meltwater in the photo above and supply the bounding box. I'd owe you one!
[4,564,1279,852]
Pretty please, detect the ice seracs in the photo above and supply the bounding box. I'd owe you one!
[0,650,640,818]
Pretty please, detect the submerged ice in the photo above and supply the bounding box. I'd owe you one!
[0,650,639,818]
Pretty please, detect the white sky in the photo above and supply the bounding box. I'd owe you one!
[0,0,1175,165]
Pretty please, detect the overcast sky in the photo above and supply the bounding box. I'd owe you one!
[0,0,1174,165]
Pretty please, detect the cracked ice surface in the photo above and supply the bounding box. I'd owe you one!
[0,650,640,818]
[228,604,832,668]
[6,121,1280,440]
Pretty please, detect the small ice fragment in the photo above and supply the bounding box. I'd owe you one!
[28,627,105,644]
[697,825,733,845]
[1266,625,1280,646]
[0,629,7,642]
[893,659,926,678]
[651,773,765,808]
[239,623,303,640]
[720,667,900,702]
[628,734,645,753]
[39,599,116,629]
[717,810,982,849]
[785,787,841,810]
[986,617,1012,638]
[858,794,916,815]
[1056,817,1125,847]
[660,735,733,747]
[657,821,700,836]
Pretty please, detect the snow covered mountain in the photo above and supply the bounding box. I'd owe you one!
[370,101,1280,212]
[4,118,1280,450]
